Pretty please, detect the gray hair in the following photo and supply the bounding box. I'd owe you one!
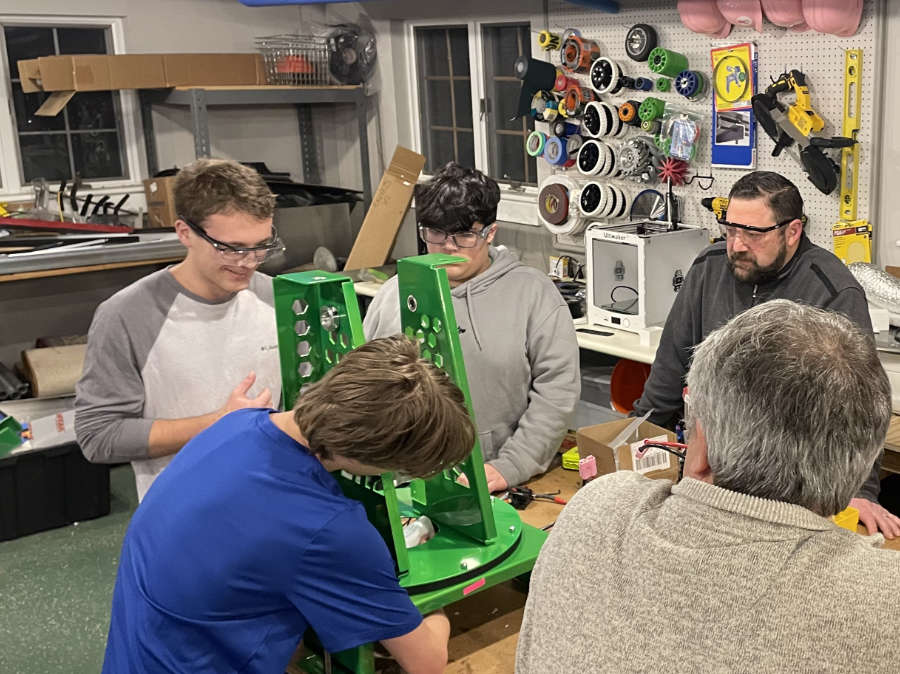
[686,299,890,516]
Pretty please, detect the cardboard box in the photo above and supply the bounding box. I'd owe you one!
[344,146,426,271]
[163,53,264,87]
[18,52,264,116]
[576,418,680,482]
[144,176,178,229]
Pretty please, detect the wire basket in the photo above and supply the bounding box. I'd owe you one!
[255,34,332,86]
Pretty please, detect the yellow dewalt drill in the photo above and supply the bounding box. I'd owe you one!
[701,196,729,220]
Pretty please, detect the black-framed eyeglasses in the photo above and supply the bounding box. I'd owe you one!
[180,215,285,263]
[717,217,795,241]
[418,224,493,248]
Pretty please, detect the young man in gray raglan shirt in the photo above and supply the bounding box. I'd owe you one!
[75,159,283,501]
[364,163,580,492]
[633,171,900,539]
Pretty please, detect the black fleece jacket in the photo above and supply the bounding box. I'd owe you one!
[634,233,881,501]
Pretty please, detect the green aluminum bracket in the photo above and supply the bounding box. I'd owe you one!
[273,270,410,579]
[276,258,548,674]
[396,254,497,544]
[273,270,365,410]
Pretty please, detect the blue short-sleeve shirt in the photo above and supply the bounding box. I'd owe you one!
[103,408,421,673]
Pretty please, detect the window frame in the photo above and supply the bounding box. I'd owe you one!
[405,16,541,227]
[0,15,143,199]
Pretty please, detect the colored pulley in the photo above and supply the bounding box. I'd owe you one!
[638,97,665,122]
[538,30,561,51]
[658,157,689,186]
[618,100,641,126]
[633,77,653,92]
[526,130,548,157]
[560,35,601,74]
[552,120,580,137]
[590,57,624,95]
[625,23,658,62]
[641,119,661,135]
[544,136,572,167]
[675,70,706,100]
[564,84,595,117]
[655,77,671,92]
[648,47,689,78]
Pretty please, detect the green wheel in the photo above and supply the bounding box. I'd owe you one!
[648,47,689,78]
[638,97,665,122]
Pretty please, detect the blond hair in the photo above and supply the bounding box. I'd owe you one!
[294,336,475,477]
[174,158,276,225]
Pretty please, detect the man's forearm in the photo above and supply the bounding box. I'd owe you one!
[147,413,219,458]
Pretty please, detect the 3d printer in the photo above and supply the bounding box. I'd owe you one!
[585,221,708,332]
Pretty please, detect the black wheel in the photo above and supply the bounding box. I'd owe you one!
[625,24,657,62]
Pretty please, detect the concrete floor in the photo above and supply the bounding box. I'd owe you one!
[0,464,137,673]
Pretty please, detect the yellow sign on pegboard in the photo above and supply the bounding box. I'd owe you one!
[832,221,872,264]
[711,43,754,112]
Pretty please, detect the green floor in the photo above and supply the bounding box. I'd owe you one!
[0,465,138,673]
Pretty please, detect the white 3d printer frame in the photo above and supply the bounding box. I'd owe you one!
[585,222,708,332]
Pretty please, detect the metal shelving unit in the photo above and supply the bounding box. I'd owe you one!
[138,85,373,209]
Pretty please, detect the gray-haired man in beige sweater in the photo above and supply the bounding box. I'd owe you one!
[517,299,900,673]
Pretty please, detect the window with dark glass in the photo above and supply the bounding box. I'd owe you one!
[4,25,127,184]
[414,22,535,186]
[482,23,535,186]
[414,26,476,174]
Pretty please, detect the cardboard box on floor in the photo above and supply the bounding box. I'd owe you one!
[18,53,265,116]
[576,417,680,482]
[143,177,178,229]
[344,146,426,271]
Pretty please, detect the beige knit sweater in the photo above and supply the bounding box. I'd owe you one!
[516,471,900,673]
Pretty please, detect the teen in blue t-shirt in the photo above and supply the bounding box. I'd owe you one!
[103,336,476,673]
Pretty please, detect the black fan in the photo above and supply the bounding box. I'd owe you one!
[328,24,377,85]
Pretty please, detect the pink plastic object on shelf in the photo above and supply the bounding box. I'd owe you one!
[760,0,805,28]
[677,0,732,37]
[802,0,863,37]
[717,0,764,32]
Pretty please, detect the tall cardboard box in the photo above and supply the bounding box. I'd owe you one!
[143,177,178,229]
[576,418,680,482]
[344,146,425,271]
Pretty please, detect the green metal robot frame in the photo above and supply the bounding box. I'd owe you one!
[273,255,546,674]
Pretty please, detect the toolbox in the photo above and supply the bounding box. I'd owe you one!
[0,442,109,541]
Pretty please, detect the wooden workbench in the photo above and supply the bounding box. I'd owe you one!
[442,464,900,674]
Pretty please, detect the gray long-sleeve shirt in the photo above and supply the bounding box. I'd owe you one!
[74,268,282,500]
[634,234,881,500]
[517,471,900,673]
[363,247,580,487]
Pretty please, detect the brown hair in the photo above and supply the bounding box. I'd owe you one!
[293,336,475,477]
[174,158,276,225]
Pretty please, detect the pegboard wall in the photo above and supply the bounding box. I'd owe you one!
[537,0,882,251]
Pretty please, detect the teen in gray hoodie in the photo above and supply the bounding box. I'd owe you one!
[363,163,580,491]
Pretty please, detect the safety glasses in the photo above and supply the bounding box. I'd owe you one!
[181,216,284,263]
